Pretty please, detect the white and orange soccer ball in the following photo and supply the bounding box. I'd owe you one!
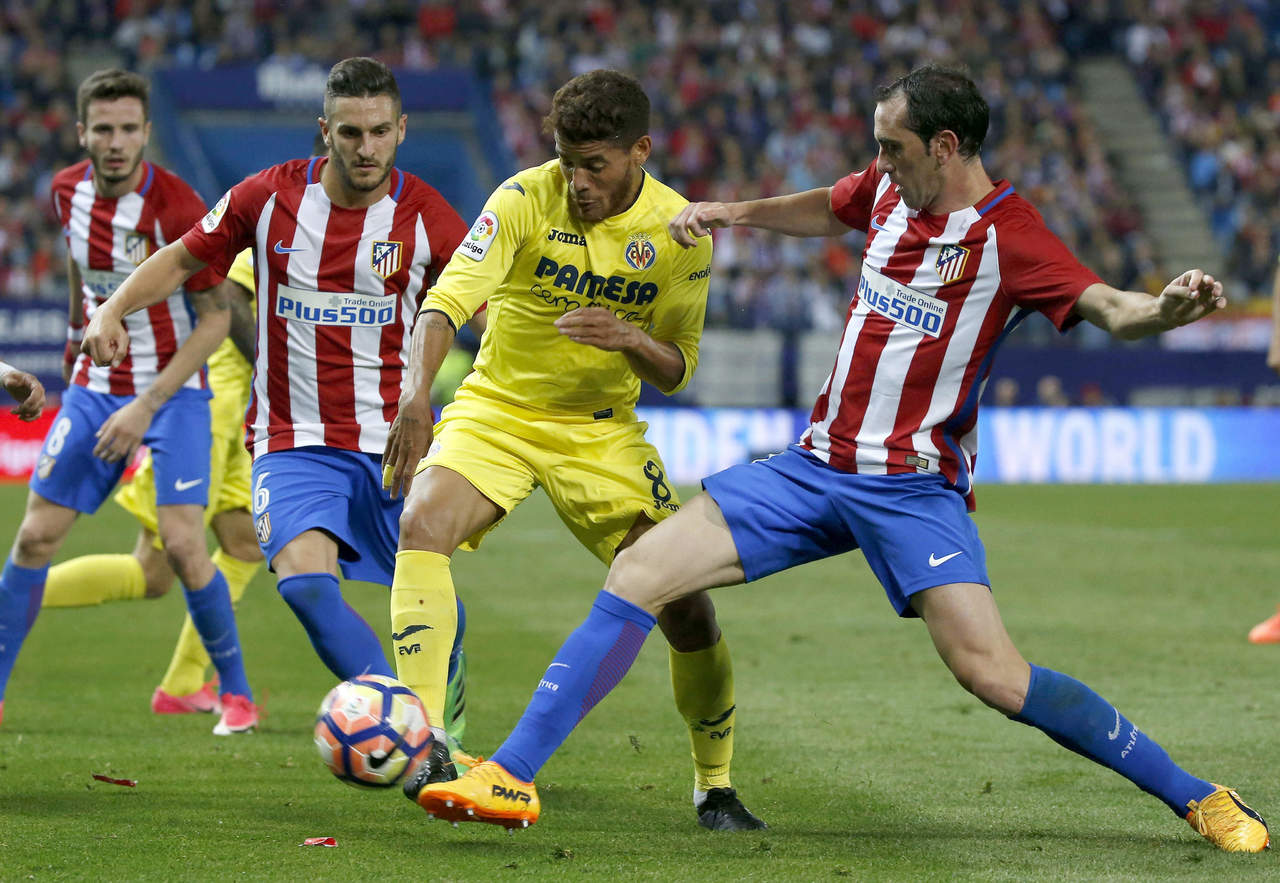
[313,674,434,788]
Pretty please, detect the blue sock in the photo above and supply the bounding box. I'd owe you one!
[0,558,48,698]
[277,573,393,680]
[1013,664,1213,815]
[447,595,466,685]
[184,570,252,701]
[491,590,656,782]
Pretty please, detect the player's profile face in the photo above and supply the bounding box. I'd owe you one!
[321,94,406,201]
[77,97,149,193]
[555,134,651,222]
[873,95,940,212]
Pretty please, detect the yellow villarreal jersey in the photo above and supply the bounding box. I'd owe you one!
[206,248,255,400]
[422,159,713,417]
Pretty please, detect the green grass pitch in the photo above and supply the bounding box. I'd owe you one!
[0,481,1276,880]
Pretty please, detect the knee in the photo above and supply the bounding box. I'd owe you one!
[604,545,664,611]
[946,654,1028,714]
[657,593,720,652]
[13,520,60,566]
[159,532,208,587]
[397,495,455,554]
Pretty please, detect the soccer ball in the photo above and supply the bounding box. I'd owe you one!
[313,674,434,788]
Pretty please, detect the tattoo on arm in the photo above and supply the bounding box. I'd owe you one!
[188,285,231,318]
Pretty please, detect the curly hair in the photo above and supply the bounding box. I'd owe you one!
[77,69,148,123]
[542,69,649,145]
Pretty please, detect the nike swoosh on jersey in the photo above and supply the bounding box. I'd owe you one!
[174,477,204,491]
[274,240,307,254]
[870,216,890,232]
[928,551,963,567]
[391,624,434,641]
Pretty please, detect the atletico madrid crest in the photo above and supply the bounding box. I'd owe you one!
[124,232,150,265]
[935,243,969,284]
[371,240,403,279]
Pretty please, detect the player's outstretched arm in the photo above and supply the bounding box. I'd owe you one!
[1073,270,1226,341]
[382,309,456,499]
[668,188,847,248]
[82,240,208,368]
[0,361,46,421]
[91,283,231,464]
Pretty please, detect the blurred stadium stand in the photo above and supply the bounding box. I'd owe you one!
[1,0,1276,409]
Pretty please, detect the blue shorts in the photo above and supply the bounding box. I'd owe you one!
[250,447,401,586]
[30,385,212,514]
[702,446,989,617]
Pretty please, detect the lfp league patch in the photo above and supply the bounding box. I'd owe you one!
[460,211,498,261]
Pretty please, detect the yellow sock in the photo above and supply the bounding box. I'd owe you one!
[391,550,457,735]
[157,549,260,696]
[670,636,736,792]
[43,554,146,607]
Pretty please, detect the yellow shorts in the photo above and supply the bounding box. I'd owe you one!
[115,389,251,540]
[416,393,679,565]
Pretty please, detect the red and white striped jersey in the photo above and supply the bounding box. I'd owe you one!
[52,159,222,396]
[799,161,1102,508]
[181,157,466,456]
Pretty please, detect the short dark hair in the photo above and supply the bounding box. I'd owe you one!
[77,69,149,123]
[324,57,401,117]
[874,64,989,159]
[542,69,649,146]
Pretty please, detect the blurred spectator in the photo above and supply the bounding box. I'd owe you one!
[1036,374,1072,407]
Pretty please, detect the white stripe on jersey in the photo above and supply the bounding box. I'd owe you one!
[281,183,330,448]
[906,212,994,473]
[351,197,397,451]
[250,193,278,458]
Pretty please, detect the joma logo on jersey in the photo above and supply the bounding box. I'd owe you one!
[124,232,149,265]
[935,243,970,284]
[371,240,402,278]
[534,256,658,306]
[547,227,586,246]
[624,234,656,270]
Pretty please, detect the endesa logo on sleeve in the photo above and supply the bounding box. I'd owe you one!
[274,284,395,327]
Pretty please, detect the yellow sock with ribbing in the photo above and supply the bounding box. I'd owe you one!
[670,636,736,792]
[391,550,457,736]
[43,554,146,607]
[158,549,261,696]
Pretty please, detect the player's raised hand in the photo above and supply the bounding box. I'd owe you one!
[2,366,46,421]
[555,306,640,352]
[92,397,153,463]
[668,202,733,248]
[382,396,434,500]
[1157,269,1226,328]
[82,304,132,367]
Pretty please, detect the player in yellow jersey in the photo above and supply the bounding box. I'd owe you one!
[383,70,764,831]
[41,249,263,722]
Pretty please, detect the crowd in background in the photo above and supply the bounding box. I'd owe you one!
[1117,0,1280,304]
[0,0,1271,346]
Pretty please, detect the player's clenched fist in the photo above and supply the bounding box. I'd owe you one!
[82,304,132,368]
[668,202,734,248]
